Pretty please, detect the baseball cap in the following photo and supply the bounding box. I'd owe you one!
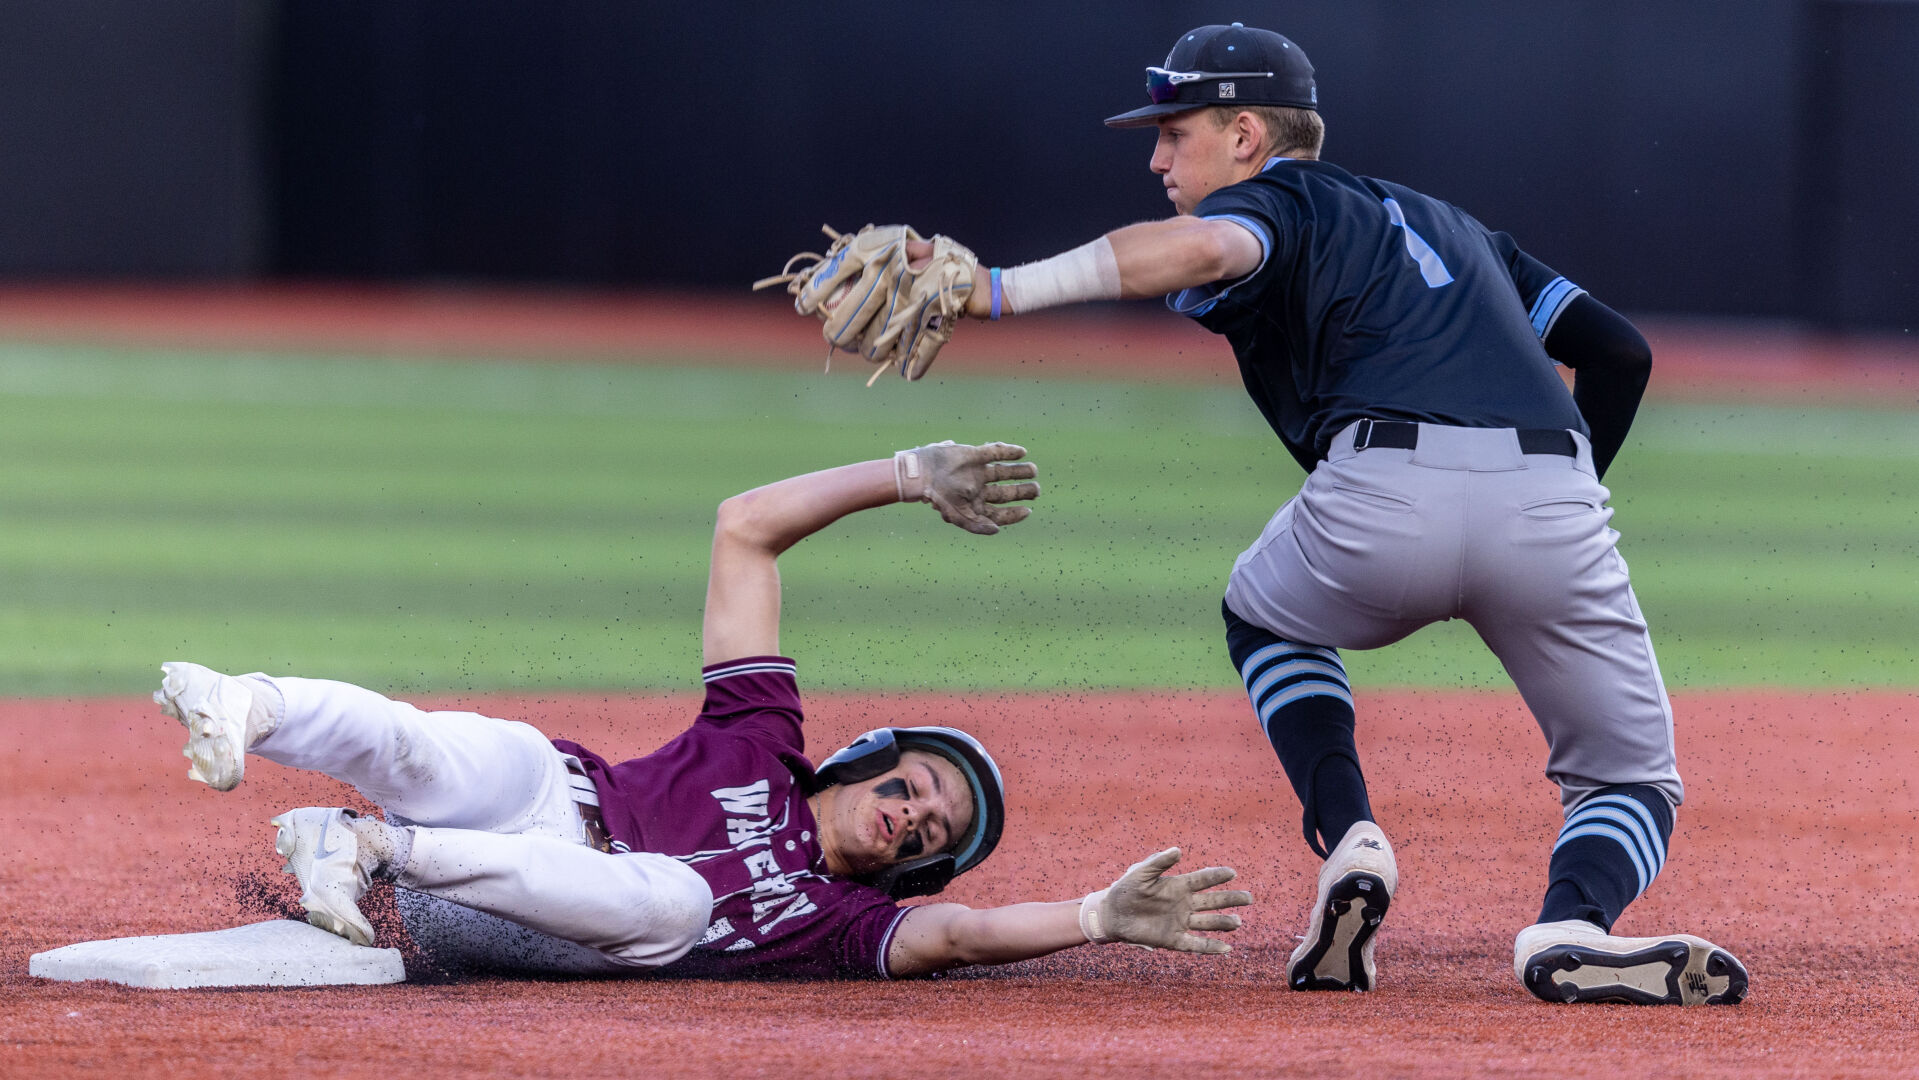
[1105,22,1318,129]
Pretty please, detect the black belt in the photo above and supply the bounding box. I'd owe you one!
[565,760,617,854]
[1352,419,1576,458]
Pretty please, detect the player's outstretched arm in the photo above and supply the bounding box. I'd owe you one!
[906,218,1264,321]
[702,441,1039,665]
[884,848,1252,977]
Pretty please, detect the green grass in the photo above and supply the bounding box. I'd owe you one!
[1,343,1913,694]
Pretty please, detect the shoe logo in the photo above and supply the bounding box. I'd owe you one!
[1356,839,1383,850]
[1685,972,1708,995]
[314,817,342,860]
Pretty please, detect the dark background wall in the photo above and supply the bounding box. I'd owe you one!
[0,1,271,276]
[3,1,1915,330]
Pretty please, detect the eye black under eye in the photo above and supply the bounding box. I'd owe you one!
[899,833,925,858]
[873,778,907,800]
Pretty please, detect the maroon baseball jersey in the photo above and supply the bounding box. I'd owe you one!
[551,656,910,979]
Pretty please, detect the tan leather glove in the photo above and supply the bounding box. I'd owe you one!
[755,224,978,385]
[895,441,1040,536]
[1078,848,1253,954]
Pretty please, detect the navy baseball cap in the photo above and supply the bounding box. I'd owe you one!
[1105,23,1318,129]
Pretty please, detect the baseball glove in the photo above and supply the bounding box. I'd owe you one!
[754,224,977,386]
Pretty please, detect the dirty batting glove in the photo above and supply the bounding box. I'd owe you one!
[894,440,1040,535]
[1079,848,1253,954]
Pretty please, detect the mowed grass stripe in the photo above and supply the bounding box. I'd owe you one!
[1,342,1913,694]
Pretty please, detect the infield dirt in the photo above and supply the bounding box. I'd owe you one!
[4,688,1915,1079]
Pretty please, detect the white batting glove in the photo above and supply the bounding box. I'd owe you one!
[894,440,1040,535]
[1079,848,1253,954]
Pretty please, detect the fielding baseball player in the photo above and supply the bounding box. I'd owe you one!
[761,24,1747,1005]
[152,441,1251,978]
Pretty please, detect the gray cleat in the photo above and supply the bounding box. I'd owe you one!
[1514,919,1749,1005]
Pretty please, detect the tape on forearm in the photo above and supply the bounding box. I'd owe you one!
[1078,889,1114,944]
[999,237,1121,316]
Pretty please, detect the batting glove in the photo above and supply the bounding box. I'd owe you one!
[895,440,1040,535]
[1080,847,1253,954]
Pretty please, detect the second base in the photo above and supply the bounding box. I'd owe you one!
[28,919,406,988]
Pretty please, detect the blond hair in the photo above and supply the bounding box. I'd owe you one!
[1205,104,1324,160]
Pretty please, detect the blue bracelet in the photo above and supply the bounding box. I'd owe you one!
[989,267,1003,320]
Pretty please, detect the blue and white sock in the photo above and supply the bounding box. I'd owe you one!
[1538,784,1674,930]
[1223,600,1371,857]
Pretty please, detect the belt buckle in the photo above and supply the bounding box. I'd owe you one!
[1353,418,1374,451]
[578,804,615,854]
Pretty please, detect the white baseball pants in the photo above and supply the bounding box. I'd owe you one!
[249,676,713,970]
[1224,420,1682,811]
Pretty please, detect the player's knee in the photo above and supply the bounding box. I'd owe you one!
[602,854,714,968]
[1574,782,1676,826]
[1222,599,1282,667]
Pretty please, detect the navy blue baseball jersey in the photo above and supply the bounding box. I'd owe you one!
[1181,157,1590,471]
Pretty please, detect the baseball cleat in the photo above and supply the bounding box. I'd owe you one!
[1288,820,1397,991]
[1514,919,1749,1005]
[270,807,376,946]
[154,661,260,791]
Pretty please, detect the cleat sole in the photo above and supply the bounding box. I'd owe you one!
[1522,938,1750,1006]
[1288,871,1390,992]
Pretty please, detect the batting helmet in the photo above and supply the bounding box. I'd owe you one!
[814,726,1006,899]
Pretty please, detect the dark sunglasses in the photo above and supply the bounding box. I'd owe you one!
[1145,65,1275,104]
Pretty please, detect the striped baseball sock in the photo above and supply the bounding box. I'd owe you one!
[1223,600,1372,857]
[1537,784,1674,930]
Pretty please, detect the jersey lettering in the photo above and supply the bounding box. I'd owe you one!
[750,872,801,900]
[758,892,819,934]
[710,779,771,816]
[725,817,773,848]
[1382,198,1454,288]
[705,776,826,939]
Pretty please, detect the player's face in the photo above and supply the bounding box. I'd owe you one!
[1150,112,1242,216]
[830,751,975,876]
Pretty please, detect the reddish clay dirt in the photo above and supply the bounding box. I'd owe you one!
[4,688,1915,1078]
[0,283,1914,404]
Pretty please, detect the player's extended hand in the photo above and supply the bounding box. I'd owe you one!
[895,441,1040,536]
[1081,848,1253,954]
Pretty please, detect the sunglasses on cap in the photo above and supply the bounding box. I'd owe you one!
[1145,65,1275,104]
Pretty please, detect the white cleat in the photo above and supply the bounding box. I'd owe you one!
[154,661,258,791]
[1514,919,1749,1005]
[1288,821,1397,991]
[270,807,376,947]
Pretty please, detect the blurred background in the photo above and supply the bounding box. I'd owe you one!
[4,0,1917,325]
[0,1,1913,695]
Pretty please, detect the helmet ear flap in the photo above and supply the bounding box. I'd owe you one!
[868,854,957,899]
[814,728,900,788]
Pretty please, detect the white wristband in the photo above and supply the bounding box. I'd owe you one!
[893,448,925,503]
[1078,889,1113,944]
[999,237,1122,315]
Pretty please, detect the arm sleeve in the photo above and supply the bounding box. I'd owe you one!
[696,656,804,753]
[1486,231,1647,478]
[848,898,915,979]
[1488,232,1588,339]
[1171,182,1291,317]
[1541,293,1653,480]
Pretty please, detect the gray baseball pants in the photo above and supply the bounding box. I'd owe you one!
[1223,420,1681,811]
